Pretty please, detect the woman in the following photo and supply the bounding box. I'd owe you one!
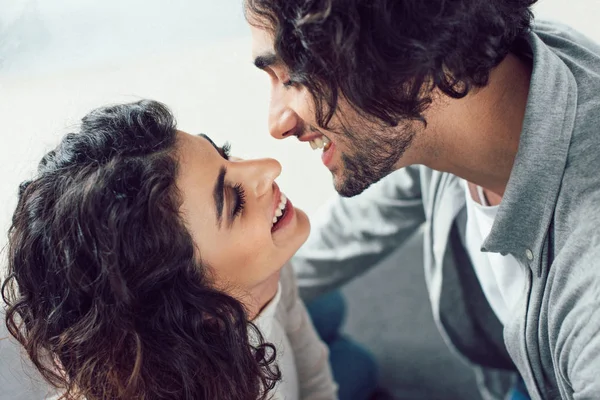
[2,100,337,400]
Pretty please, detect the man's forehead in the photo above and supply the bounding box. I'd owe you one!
[250,24,276,59]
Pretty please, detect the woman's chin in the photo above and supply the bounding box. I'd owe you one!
[295,207,311,240]
[290,207,310,245]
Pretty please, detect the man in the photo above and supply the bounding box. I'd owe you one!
[245,0,600,399]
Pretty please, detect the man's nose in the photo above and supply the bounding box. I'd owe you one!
[268,101,299,140]
[233,158,282,197]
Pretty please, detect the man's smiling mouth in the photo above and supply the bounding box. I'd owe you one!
[308,136,331,151]
[295,126,335,167]
[297,130,332,152]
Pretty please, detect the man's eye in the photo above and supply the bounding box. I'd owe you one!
[283,79,297,88]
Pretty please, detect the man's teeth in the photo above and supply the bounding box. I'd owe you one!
[272,193,288,225]
[309,136,330,150]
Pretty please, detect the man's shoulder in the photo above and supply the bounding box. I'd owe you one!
[533,20,600,94]
[534,20,600,59]
[535,22,600,208]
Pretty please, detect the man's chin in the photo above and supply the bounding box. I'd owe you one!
[330,169,345,194]
[332,176,346,196]
[332,171,371,198]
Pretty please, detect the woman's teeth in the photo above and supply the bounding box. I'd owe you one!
[309,136,331,151]
[272,193,287,225]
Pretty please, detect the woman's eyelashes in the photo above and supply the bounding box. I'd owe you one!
[231,183,246,219]
[218,142,244,221]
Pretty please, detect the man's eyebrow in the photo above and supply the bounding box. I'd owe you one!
[198,133,226,159]
[198,133,217,150]
[254,53,279,70]
[213,166,226,228]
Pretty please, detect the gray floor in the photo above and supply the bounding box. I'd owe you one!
[342,230,481,400]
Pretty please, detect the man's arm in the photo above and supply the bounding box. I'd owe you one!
[292,165,425,302]
[549,217,600,399]
[559,253,600,399]
[569,319,600,400]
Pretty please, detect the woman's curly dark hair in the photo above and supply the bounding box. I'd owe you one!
[2,100,280,400]
[245,0,538,127]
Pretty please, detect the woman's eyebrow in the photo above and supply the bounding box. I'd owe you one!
[196,134,227,228]
[213,166,226,228]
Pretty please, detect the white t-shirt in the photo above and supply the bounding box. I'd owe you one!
[461,180,527,325]
[251,264,338,400]
[253,282,300,399]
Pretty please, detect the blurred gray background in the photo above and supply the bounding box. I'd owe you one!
[1,1,599,399]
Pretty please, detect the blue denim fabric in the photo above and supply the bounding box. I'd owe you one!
[509,377,531,400]
[306,291,378,400]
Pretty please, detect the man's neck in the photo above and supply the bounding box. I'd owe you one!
[419,53,532,203]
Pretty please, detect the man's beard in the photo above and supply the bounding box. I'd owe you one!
[334,124,417,197]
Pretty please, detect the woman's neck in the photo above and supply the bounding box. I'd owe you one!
[246,271,281,320]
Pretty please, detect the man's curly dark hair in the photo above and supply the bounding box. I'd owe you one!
[245,0,538,127]
[2,100,280,400]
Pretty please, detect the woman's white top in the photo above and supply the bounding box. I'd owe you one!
[252,264,338,400]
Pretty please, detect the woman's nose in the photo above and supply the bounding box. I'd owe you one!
[232,158,282,197]
[268,100,299,139]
